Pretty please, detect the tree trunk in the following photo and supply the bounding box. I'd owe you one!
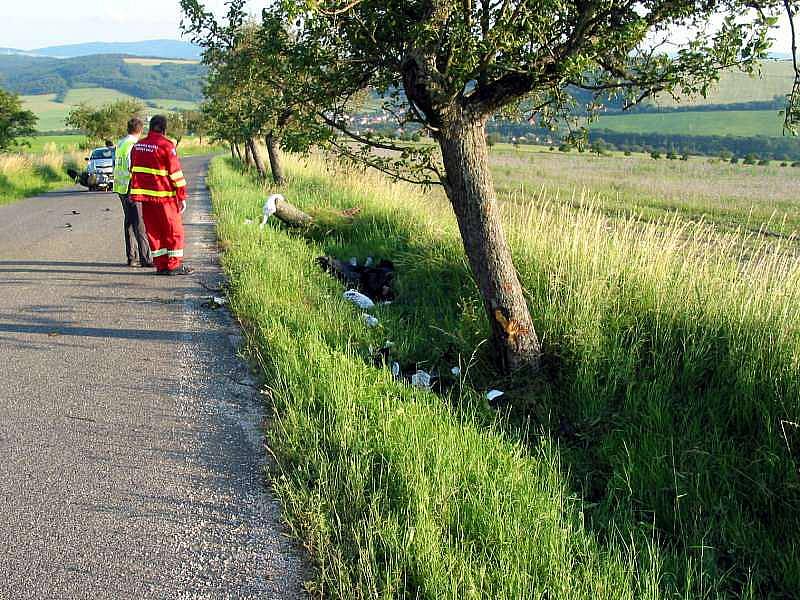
[233,142,243,162]
[436,116,541,373]
[265,132,285,185]
[230,142,236,161]
[274,196,313,226]
[248,137,268,179]
[244,141,252,167]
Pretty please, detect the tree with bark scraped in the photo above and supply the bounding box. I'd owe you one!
[275,0,794,373]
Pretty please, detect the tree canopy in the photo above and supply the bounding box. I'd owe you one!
[65,99,145,146]
[0,88,37,151]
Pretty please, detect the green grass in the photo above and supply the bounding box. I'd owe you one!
[0,152,76,205]
[19,134,86,153]
[592,109,785,137]
[208,153,800,598]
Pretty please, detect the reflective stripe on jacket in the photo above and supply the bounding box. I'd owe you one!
[129,132,187,203]
[112,135,138,194]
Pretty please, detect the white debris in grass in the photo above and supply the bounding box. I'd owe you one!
[343,289,375,310]
[486,389,504,403]
[259,194,282,227]
[411,370,432,389]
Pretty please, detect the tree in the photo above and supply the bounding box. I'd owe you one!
[0,88,37,151]
[184,109,209,143]
[181,1,330,185]
[167,111,188,146]
[65,99,145,145]
[273,0,787,373]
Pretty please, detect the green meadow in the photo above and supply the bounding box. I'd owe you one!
[207,150,800,599]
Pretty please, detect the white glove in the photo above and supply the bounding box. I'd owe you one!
[180,200,187,214]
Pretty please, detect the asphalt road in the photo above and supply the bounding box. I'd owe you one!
[0,155,308,599]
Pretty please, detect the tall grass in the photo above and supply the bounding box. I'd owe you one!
[0,149,81,205]
[208,154,799,598]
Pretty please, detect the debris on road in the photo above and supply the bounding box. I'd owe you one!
[202,296,228,309]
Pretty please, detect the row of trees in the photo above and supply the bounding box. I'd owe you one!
[181,0,800,373]
[64,100,209,147]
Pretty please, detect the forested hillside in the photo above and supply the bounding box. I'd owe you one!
[0,54,205,100]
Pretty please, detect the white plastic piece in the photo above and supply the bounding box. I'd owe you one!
[486,389,505,403]
[349,257,358,266]
[343,289,375,309]
[213,296,227,306]
[260,194,282,227]
[451,366,461,377]
[363,314,379,328]
[391,362,401,378]
[411,370,432,389]
[364,256,374,267]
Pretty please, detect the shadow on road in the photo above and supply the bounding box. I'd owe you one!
[0,323,185,342]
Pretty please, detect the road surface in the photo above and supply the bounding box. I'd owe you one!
[0,155,308,599]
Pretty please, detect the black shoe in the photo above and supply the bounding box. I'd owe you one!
[157,265,194,276]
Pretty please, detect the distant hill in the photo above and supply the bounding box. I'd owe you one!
[28,40,201,60]
[0,54,205,101]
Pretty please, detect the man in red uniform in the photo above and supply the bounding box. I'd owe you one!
[129,115,193,275]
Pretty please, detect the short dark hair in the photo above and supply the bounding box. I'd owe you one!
[127,117,144,134]
[149,115,168,134]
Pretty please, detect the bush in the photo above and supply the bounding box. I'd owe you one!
[650,150,661,159]
[558,143,572,152]
[781,162,788,167]
[758,159,770,166]
[624,150,632,156]
[730,156,740,164]
[743,153,758,165]
[793,161,800,167]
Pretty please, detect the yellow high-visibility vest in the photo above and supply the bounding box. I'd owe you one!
[113,135,138,194]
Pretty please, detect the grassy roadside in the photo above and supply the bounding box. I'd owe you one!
[207,155,799,598]
[0,150,80,206]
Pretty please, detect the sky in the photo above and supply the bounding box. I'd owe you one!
[1,0,266,49]
[1,0,797,55]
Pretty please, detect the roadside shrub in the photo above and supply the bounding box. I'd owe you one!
[730,156,740,164]
[743,153,758,165]
[650,150,661,159]
[758,159,770,166]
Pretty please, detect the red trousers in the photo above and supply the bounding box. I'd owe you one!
[140,199,184,271]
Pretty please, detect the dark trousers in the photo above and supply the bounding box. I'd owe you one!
[119,193,152,265]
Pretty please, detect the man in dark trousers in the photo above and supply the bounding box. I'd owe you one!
[129,115,192,275]
[113,118,152,267]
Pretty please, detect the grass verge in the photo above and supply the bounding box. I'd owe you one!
[207,154,799,598]
[0,148,80,206]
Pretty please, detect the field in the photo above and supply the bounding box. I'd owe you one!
[592,109,785,137]
[653,59,794,107]
[21,87,199,132]
[207,148,800,598]
[489,144,800,238]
